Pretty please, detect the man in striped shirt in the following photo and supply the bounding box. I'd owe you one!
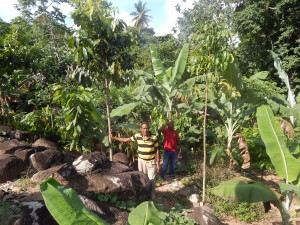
[111,122,160,182]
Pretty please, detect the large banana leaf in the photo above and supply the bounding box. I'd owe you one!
[127,201,166,225]
[256,105,300,182]
[150,44,165,77]
[210,179,278,203]
[40,178,108,225]
[170,43,189,83]
[110,102,139,118]
[222,60,242,90]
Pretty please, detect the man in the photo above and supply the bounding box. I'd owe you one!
[111,122,160,182]
[159,121,180,179]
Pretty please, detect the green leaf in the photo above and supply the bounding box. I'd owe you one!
[256,105,300,182]
[210,179,278,203]
[171,43,189,82]
[279,183,300,197]
[249,71,269,80]
[110,102,139,118]
[150,44,165,76]
[222,60,241,89]
[128,201,166,225]
[271,51,296,108]
[40,178,108,225]
[209,146,223,165]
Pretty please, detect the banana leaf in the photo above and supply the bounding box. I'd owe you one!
[110,102,139,118]
[210,179,278,203]
[271,51,296,108]
[127,201,166,225]
[170,43,189,83]
[279,183,300,196]
[150,44,165,77]
[249,71,269,80]
[256,105,300,182]
[40,178,108,225]
[222,60,242,90]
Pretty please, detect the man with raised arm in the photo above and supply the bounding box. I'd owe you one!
[111,122,160,195]
[159,121,181,179]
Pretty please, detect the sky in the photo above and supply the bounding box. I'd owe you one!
[0,0,194,36]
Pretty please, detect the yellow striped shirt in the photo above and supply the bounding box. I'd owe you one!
[130,133,158,160]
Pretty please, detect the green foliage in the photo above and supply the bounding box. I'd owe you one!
[135,43,189,119]
[128,201,195,225]
[20,105,57,139]
[128,201,165,225]
[94,193,136,211]
[130,1,152,29]
[210,179,278,203]
[40,178,108,225]
[165,210,195,225]
[233,0,300,92]
[70,0,133,79]
[256,105,300,182]
[110,102,140,118]
[53,85,105,152]
[241,127,273,170]
[210,195,264,223]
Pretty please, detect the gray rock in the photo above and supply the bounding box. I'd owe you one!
[0,201,58,225]
[0,154,25,182]
[72,152,107,175]
[0,139,31,155]
[32,162,151,201]
[113,152,130,166]
[30,149,62,171]
[14,148,35,165]
[187,205,224,225]
[32,139,57,151]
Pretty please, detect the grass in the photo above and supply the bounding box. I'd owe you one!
[16,177,37,191]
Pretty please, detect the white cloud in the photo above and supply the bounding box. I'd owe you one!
[115,11,133,27]
[155,0,194,36]
[0,0,20,22]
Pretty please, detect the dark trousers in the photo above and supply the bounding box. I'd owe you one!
[160,150,177,177]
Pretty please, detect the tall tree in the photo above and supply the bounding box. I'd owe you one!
[130,0,152,29]
[70,0,133,158]
[233,0,300,93]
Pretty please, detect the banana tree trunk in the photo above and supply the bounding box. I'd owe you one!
[104,72,113,161]
[202,76,208,204]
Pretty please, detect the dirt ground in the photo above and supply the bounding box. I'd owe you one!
[155,173,300,225]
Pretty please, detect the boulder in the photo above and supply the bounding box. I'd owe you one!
[0,139,31,155]
[187,205,224,225]
[72,152,107,175]
[32,139,57,151]
[32,162,152,201]
[113,152,130,166]
[14,148,35,165]
[0,201,58,225]
[79,195,128,225]
[30,149,62,171]
[0,154,25,182]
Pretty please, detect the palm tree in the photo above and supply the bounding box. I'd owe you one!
[130,0,152,29]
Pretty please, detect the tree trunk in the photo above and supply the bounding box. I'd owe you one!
[202,77,208,204]
[104,73,113,161]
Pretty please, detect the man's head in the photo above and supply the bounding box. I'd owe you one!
[167,121,174,130]
[140,122,150,137]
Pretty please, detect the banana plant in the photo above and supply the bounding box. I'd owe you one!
[271,51,300,126]
[134,43,189,120]
[210,105,300,224]
[40,178,109,225]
